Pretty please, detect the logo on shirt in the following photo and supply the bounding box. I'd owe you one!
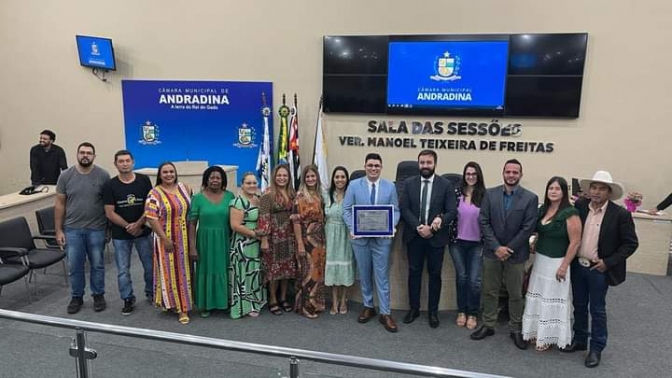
[126,194,137,205]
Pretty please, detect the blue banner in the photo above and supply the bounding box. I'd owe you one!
[121,80,273,177]
[387,40,509,109]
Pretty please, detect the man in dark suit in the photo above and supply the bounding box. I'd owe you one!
[470,159,538,350]
[399,149,456,328]
[561,171,638,368]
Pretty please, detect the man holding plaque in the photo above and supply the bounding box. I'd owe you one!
[471,159,538,350]
[343,153,400,332]
[399,150,456,328]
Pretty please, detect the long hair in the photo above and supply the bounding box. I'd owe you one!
[328,166,350,206]
[542,176,571,217]
[156,162,178,186]
[297,164,322,202]
[269,164,295,203]
[200,166,227,191]
[461,161,486,207]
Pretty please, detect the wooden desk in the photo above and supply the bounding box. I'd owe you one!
[630,212,672,276]
[349,224,458,311]
[0,186,56,234]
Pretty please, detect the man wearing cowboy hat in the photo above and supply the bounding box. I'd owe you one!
[561,170,638,368]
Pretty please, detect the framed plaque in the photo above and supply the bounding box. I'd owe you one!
[353,205,395,237]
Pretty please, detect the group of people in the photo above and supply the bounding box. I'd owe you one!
[343,151,639,369]
[52,141,358,327]
[46,135,639,369]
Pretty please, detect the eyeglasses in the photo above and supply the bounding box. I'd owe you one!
[366,164,382,169]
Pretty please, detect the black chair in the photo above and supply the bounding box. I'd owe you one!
[0,217,67,294]
[0,257,31,303]
[35,207,60,249]
[441,173,463,189]
[350,170,366,181]
[37,206,113,263]
[395,160,420,200]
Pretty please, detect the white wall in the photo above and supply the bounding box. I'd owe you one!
[1,0,671,207]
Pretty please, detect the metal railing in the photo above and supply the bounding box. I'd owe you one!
[0,309,511,378]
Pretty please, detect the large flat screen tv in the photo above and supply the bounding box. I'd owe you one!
[387,36,509,116]
[322,35,388,113]
[505,33,588,118]
[322,33,588,118]
[76,35,117,71]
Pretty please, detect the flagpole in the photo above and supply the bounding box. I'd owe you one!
[288,93,301,191]
[256,92,272,192]
[313,96,329,189]
[277,94,290,166]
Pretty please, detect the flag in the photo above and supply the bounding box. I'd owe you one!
[313,98,329,189]
[276,103,290,165]
[288,95,301,190]
[256,105,272,192]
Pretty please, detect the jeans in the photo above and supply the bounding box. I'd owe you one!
[407,237,445,312]
[571,260,609,352]
[113,235,154,301]
[64,228,106,298]
[449,240,482,316]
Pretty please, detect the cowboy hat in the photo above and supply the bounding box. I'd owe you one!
[579,171,624,201]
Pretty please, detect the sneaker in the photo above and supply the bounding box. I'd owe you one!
[93,294,107,312]
[121,299,134,316]
[67,297,84,314]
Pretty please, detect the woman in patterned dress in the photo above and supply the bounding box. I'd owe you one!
[255,164,296,315]
[145,162,193,324]
[229,172,266,318]
[323,166,355,315]
[292,165,327,319]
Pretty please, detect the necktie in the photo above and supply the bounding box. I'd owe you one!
[420,179,429,224]
[370,183,376,205]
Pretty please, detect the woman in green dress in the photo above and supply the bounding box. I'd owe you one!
[188,166,235,317]
[229,172,266,318]
[323,166,355,315]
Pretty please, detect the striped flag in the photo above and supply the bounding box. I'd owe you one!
[313,98,329,189]
[288,95,301,190]
[256,105,272,192]
[276,102,290,165]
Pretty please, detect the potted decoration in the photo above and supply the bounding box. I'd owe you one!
[624,192,643,212]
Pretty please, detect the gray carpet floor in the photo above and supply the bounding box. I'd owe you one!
[1,251,671,378]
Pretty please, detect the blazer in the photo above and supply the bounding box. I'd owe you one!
[343,177,400,247]
[574,198,639,286]
[399,175,456,247]
[479,184,539,264]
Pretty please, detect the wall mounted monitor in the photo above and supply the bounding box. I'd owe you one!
[75,35,117,71]
[506,33,588,118]
[321,33,588,118]
[387,35,509,116]
[322,35,388,113]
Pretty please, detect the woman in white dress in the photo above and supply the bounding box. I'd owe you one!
[522,176,582,351]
